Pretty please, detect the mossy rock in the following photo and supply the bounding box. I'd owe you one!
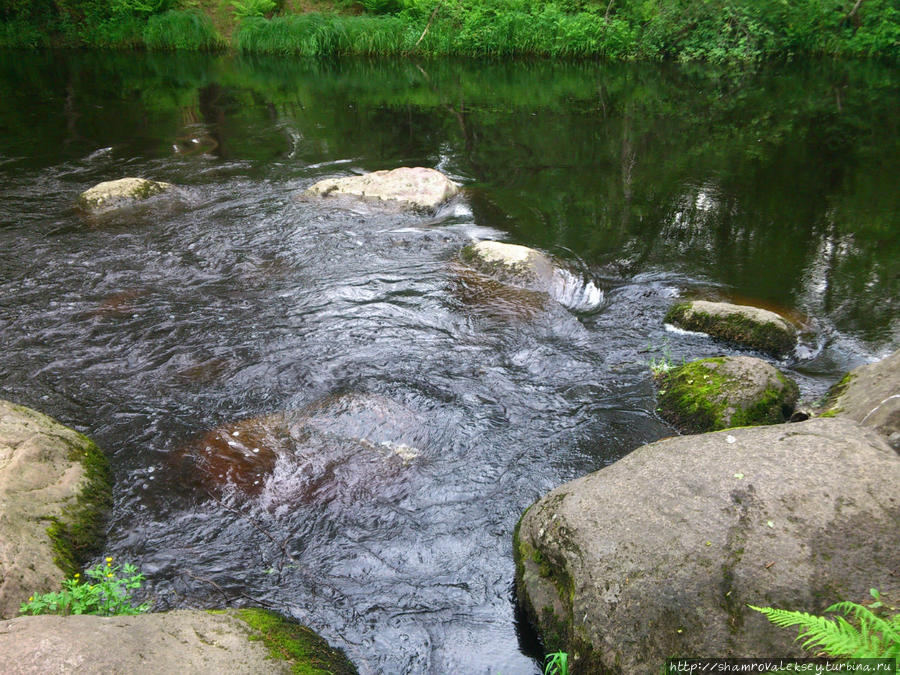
[655,356,799,433]
[665,300,796,357]
[236,608,357,675]
[78,177,174,212]
[0,400,111,619]
[817,349,900,448]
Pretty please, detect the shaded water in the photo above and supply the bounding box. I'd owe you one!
[1,52,898,673]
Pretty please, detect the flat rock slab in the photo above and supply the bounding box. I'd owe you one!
[0,608,356,674]
[304,167,459,212]
[656,356,798,433]
[665,300,796,357]
[515,418,900,674]
[78,177,174,212]
[825,348,900,447]
[0,400,110,619]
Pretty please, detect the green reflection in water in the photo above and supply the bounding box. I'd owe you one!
[0,51,897,342]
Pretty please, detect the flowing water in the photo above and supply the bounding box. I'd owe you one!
[1,52,898,674]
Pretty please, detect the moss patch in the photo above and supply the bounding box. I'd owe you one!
[46,434,112,578]
[656,358,797,434]
[665,303,795,357]
[236,608,357,675]
[817,371,856,417]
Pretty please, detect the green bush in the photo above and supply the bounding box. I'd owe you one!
[143,9,223,50]
[19,558,150,617]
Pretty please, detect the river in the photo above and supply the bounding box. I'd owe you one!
[0,52,897,673]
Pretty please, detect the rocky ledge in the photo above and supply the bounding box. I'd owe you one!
[514,417,900,674]
[665,300,797,357]
[0,400,111,619]
[303,167,459,212]
[0,608,357,675]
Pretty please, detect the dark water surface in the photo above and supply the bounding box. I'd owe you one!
[1,52,898,673]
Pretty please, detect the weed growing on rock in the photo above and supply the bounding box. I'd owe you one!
[19,557,150,616]
[544,650,569,675]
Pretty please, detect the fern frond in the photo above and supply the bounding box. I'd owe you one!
[750,601,900,660]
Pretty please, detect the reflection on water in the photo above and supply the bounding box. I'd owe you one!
[0,51,898,673]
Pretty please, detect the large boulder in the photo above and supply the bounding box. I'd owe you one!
[821,348,900,448]
[514,418,900,674]
[0,608,356,674]
[665,300,797,357]
[78,177,174,212]
[655,356,799,433]
[173,392,426,501]
[0,400,111,619]
[458,241,603,313]
[303,167,459,212]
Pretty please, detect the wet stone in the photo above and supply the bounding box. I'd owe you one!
[174,392,428,502]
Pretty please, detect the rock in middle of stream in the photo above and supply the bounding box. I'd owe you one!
[173,392,427,504]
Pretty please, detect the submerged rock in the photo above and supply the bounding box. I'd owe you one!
[78,177,174,212]
[0,608,357,674]
[174,392,426,501]
[458,241,603,313]
[514,418,900,674]
[820,348,900,448]
[665,300,797,357]
[304,167,459,212]
[0,400,111,619]
[655,356,798,433]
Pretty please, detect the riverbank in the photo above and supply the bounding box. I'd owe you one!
[2,0,898,62]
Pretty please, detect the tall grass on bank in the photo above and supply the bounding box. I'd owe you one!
[234,14,412,55]
[233,10,637,57]
[1,0,898,60]
[143,10,223,50]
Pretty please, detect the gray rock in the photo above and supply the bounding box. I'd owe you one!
[515,418,900,674]
[0,400,110,619]
[665,300,797,357]
[0,608,356,674]
[822,348,900,444]
[304,167,459,212]
[458,241,604,312]
[655,356,799,433]
[78,177,174,212]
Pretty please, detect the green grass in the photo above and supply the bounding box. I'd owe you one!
[143,10,224,50]
[233,13,411,55]
[1,0,898,59]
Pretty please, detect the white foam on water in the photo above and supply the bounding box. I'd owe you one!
[551,268,604,312]
[664,323,708,337]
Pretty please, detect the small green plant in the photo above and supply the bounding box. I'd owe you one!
[231,0,276,20]
[19,557,150,616]
[648,339,674,376]
[749,589,899,660]
[544,650,569,675]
